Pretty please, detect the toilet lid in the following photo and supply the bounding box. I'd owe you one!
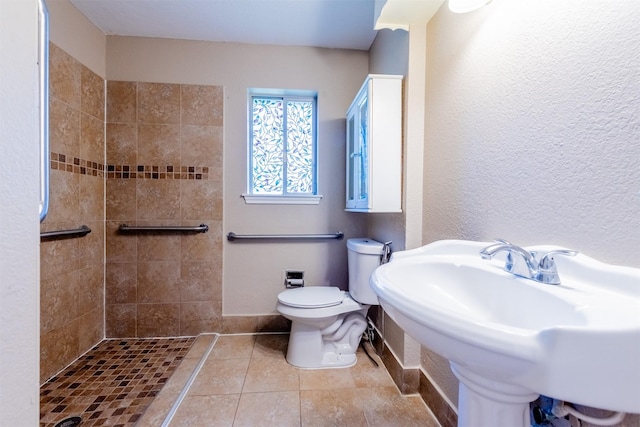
[277,286,344,308]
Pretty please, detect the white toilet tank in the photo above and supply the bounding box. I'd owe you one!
[347,238,384,305]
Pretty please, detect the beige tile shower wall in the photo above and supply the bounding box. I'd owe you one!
[40,43,105,383]
[105,80,224,338]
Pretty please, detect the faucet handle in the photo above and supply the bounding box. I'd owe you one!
[536,249,578,285]
[538,249,578,269]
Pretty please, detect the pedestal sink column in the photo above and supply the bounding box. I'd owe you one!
[452,364,539,427]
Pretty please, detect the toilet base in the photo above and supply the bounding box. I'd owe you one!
[285,311,368,369]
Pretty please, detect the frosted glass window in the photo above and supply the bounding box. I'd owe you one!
[249,92,317,196]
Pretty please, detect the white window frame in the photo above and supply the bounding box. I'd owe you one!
[243,88,322,205]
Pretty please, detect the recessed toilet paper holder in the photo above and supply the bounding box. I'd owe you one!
[284,270,304,288]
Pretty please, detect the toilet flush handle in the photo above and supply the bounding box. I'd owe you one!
[381,241,392,265]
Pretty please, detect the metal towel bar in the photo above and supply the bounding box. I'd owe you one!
[119,224,209,233]
[227,231,344,241]
[40,225,91,239]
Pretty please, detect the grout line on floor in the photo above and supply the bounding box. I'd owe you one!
[160,333,220,427]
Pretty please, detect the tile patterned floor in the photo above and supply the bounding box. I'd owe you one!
[40,338,195,427]
[40,334,440,426]
[138,334,441,427]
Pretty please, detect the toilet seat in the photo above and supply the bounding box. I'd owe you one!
[277,286,344,308]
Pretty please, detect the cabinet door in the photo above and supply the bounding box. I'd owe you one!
[346,111,357,208]
[355,93,369,209]
[346,74,402,213]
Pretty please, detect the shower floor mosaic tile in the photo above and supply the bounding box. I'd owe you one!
[40,337,195,427]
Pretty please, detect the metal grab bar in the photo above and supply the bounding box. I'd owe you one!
[40,225,91,239]
[119,224,209,233]
[227,231,344,241]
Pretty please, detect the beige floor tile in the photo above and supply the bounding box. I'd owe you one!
[360,386,440,427]
[113,334,442,427]
[252,333,289,359]
[169,394,240,427]
[188,358,250,395]
[300,388,368,427]
[210,334,256,359]
[233,391,300,427]
[242,357,300,393]
[350,350,396,388]
[299,367,356,390]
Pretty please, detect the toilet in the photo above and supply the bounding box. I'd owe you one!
[276,238,383,369]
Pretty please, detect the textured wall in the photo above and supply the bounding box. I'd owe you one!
[46,0,106,77]
[367,28,409,252]
[423,1,639,266]
[422,0,640,420]
[0,1,41,422]
[40,43,105,382]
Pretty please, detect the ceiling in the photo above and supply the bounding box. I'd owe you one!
[69,0,380,51]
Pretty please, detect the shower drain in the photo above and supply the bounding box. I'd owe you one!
[54,416,82,427]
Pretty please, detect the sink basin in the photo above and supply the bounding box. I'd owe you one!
[370,240,640,426]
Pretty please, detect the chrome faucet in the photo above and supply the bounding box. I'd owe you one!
[480,239,577,285]
[534,249,578,285]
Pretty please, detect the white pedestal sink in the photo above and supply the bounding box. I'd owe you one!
[370,240,640,427]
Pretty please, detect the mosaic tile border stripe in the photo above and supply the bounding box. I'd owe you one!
[106,164,210,180]
[51,152,212,180]
[51,152,104,177]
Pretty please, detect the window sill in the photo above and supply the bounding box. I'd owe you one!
[242,194,323,205]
